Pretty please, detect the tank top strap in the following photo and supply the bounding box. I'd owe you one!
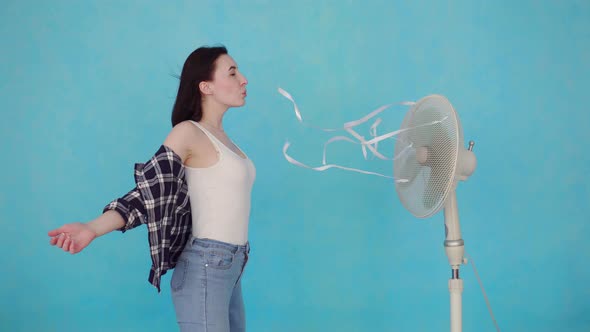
[189,121,222,154]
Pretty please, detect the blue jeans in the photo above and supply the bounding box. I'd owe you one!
[171,237,250,332]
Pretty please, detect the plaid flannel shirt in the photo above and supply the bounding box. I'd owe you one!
[103,145,192,292]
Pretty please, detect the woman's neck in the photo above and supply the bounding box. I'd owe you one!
[200,99,228,131]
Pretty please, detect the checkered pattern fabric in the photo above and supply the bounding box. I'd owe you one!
[104,145,192,292]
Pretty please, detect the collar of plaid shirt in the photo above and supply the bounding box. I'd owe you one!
[103,145,192,292]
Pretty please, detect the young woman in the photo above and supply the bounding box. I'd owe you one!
[48,45,255,332]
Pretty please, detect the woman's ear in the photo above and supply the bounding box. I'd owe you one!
[199,81,212,95]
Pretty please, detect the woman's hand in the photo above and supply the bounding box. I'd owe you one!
[48,223,97,254]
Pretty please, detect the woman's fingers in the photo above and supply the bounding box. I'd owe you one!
[49,233,77,253]
[48,228,62,237]
[56,233,66,248]
[62,237,71,252]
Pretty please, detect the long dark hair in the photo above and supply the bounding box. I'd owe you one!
[171,45,228,127]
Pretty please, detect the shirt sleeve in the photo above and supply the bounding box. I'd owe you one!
[103,186,147,232]
[100,145,186,234]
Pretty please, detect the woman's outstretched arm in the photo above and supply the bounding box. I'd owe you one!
[47,121,194,254]
[48,210,125,254]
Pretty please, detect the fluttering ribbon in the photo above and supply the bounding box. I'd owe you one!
[278,88,448,182]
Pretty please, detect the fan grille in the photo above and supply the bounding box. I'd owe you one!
[394,95,460,218]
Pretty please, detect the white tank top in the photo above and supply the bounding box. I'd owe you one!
[184,121,256,245]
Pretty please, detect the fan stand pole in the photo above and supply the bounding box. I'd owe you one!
[449,269,463,332]
[444,190,465,332]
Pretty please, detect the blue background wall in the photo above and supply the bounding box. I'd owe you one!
[1,1,588,331]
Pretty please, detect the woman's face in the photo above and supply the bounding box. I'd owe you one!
[206,54,248,108]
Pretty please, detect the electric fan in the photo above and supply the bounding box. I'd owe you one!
[394,95,477,332]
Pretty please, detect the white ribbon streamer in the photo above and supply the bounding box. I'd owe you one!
[283,142,407,182]
[278,87,445,181]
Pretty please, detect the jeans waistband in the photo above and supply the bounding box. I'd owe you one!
[191,237,250,254]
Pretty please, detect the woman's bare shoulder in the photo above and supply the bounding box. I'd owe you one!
[163,120,205,163]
